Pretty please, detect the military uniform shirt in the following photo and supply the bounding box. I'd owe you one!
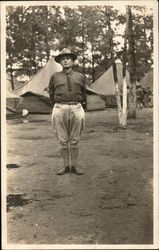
[49,70,86,107]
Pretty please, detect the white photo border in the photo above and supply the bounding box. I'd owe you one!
[1,1,158,249]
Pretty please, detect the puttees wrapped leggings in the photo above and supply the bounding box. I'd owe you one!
[51,103,85,149]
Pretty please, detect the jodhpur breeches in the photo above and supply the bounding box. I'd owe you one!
[51,103,85,149]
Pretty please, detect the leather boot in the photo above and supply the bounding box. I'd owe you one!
[71,166,83,175]
[70,147,78,167]
[60,147,69,166]
[70,148,83,175]
[57,166,70,175]
[57,148,70,175]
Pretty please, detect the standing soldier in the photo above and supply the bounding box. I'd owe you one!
[49,48,86,175]
[136,85,144,109]
[145,87,153,108]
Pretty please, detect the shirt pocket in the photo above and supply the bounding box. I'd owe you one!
[74,81,83,93]
[54,81,66,95]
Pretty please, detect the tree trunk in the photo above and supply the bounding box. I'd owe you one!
[82,51,85,76]
[106,6,122,125]
[143,16,148,67]
[128,84,136,118]
[150,30,153,52]
[91,43,95,83]
[9,54,14,90]
[40,57,43,68]
[10,65,14,91]
[81,15,86,76]
[104,50,108,70]
[115,81,123,125]
[45,6,50,61]
[121,7,129,127]
[122,76,127,127]
[31,25,37,74]
[127,6,137,119]
[32,53,37,74]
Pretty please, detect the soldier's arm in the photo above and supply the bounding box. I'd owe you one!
[49,75,55,108]
[81,74,87,108]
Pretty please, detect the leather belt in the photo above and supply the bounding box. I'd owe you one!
[56,102,79,105]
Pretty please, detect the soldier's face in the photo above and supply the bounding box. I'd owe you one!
[60,56,73,69]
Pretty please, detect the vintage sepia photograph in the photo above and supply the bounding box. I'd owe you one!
[1,0,159,249]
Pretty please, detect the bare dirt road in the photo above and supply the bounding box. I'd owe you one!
[6,108,153,245]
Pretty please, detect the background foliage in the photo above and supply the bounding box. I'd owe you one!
[6,5,153,89]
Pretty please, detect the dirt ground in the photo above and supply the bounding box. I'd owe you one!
[6,108,153,245]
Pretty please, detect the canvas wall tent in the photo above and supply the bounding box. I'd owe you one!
[86,94,105,111]
[6,79,23,115]
[139,68,153,91]
[6,91,23,115]
[88,61,131,107]
[85,88,105,111]
[15,57,62,113]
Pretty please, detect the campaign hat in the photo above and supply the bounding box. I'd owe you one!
[55,48,77,63]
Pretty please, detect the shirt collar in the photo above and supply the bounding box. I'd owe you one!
[62,69,73,75]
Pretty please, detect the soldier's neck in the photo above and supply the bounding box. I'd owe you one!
[63,67,73,74]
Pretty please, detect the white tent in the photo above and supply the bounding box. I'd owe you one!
[88,61,131,107]
[6,79,23,114]
[15,56,62,97]
[15,57,62,113]
[139,68,153,91]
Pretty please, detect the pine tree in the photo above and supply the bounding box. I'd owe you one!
[127,6,137,119]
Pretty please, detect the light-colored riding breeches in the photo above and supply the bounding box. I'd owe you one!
[51,103,85,149]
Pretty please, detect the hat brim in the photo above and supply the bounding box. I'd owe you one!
[55,53,77,63]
